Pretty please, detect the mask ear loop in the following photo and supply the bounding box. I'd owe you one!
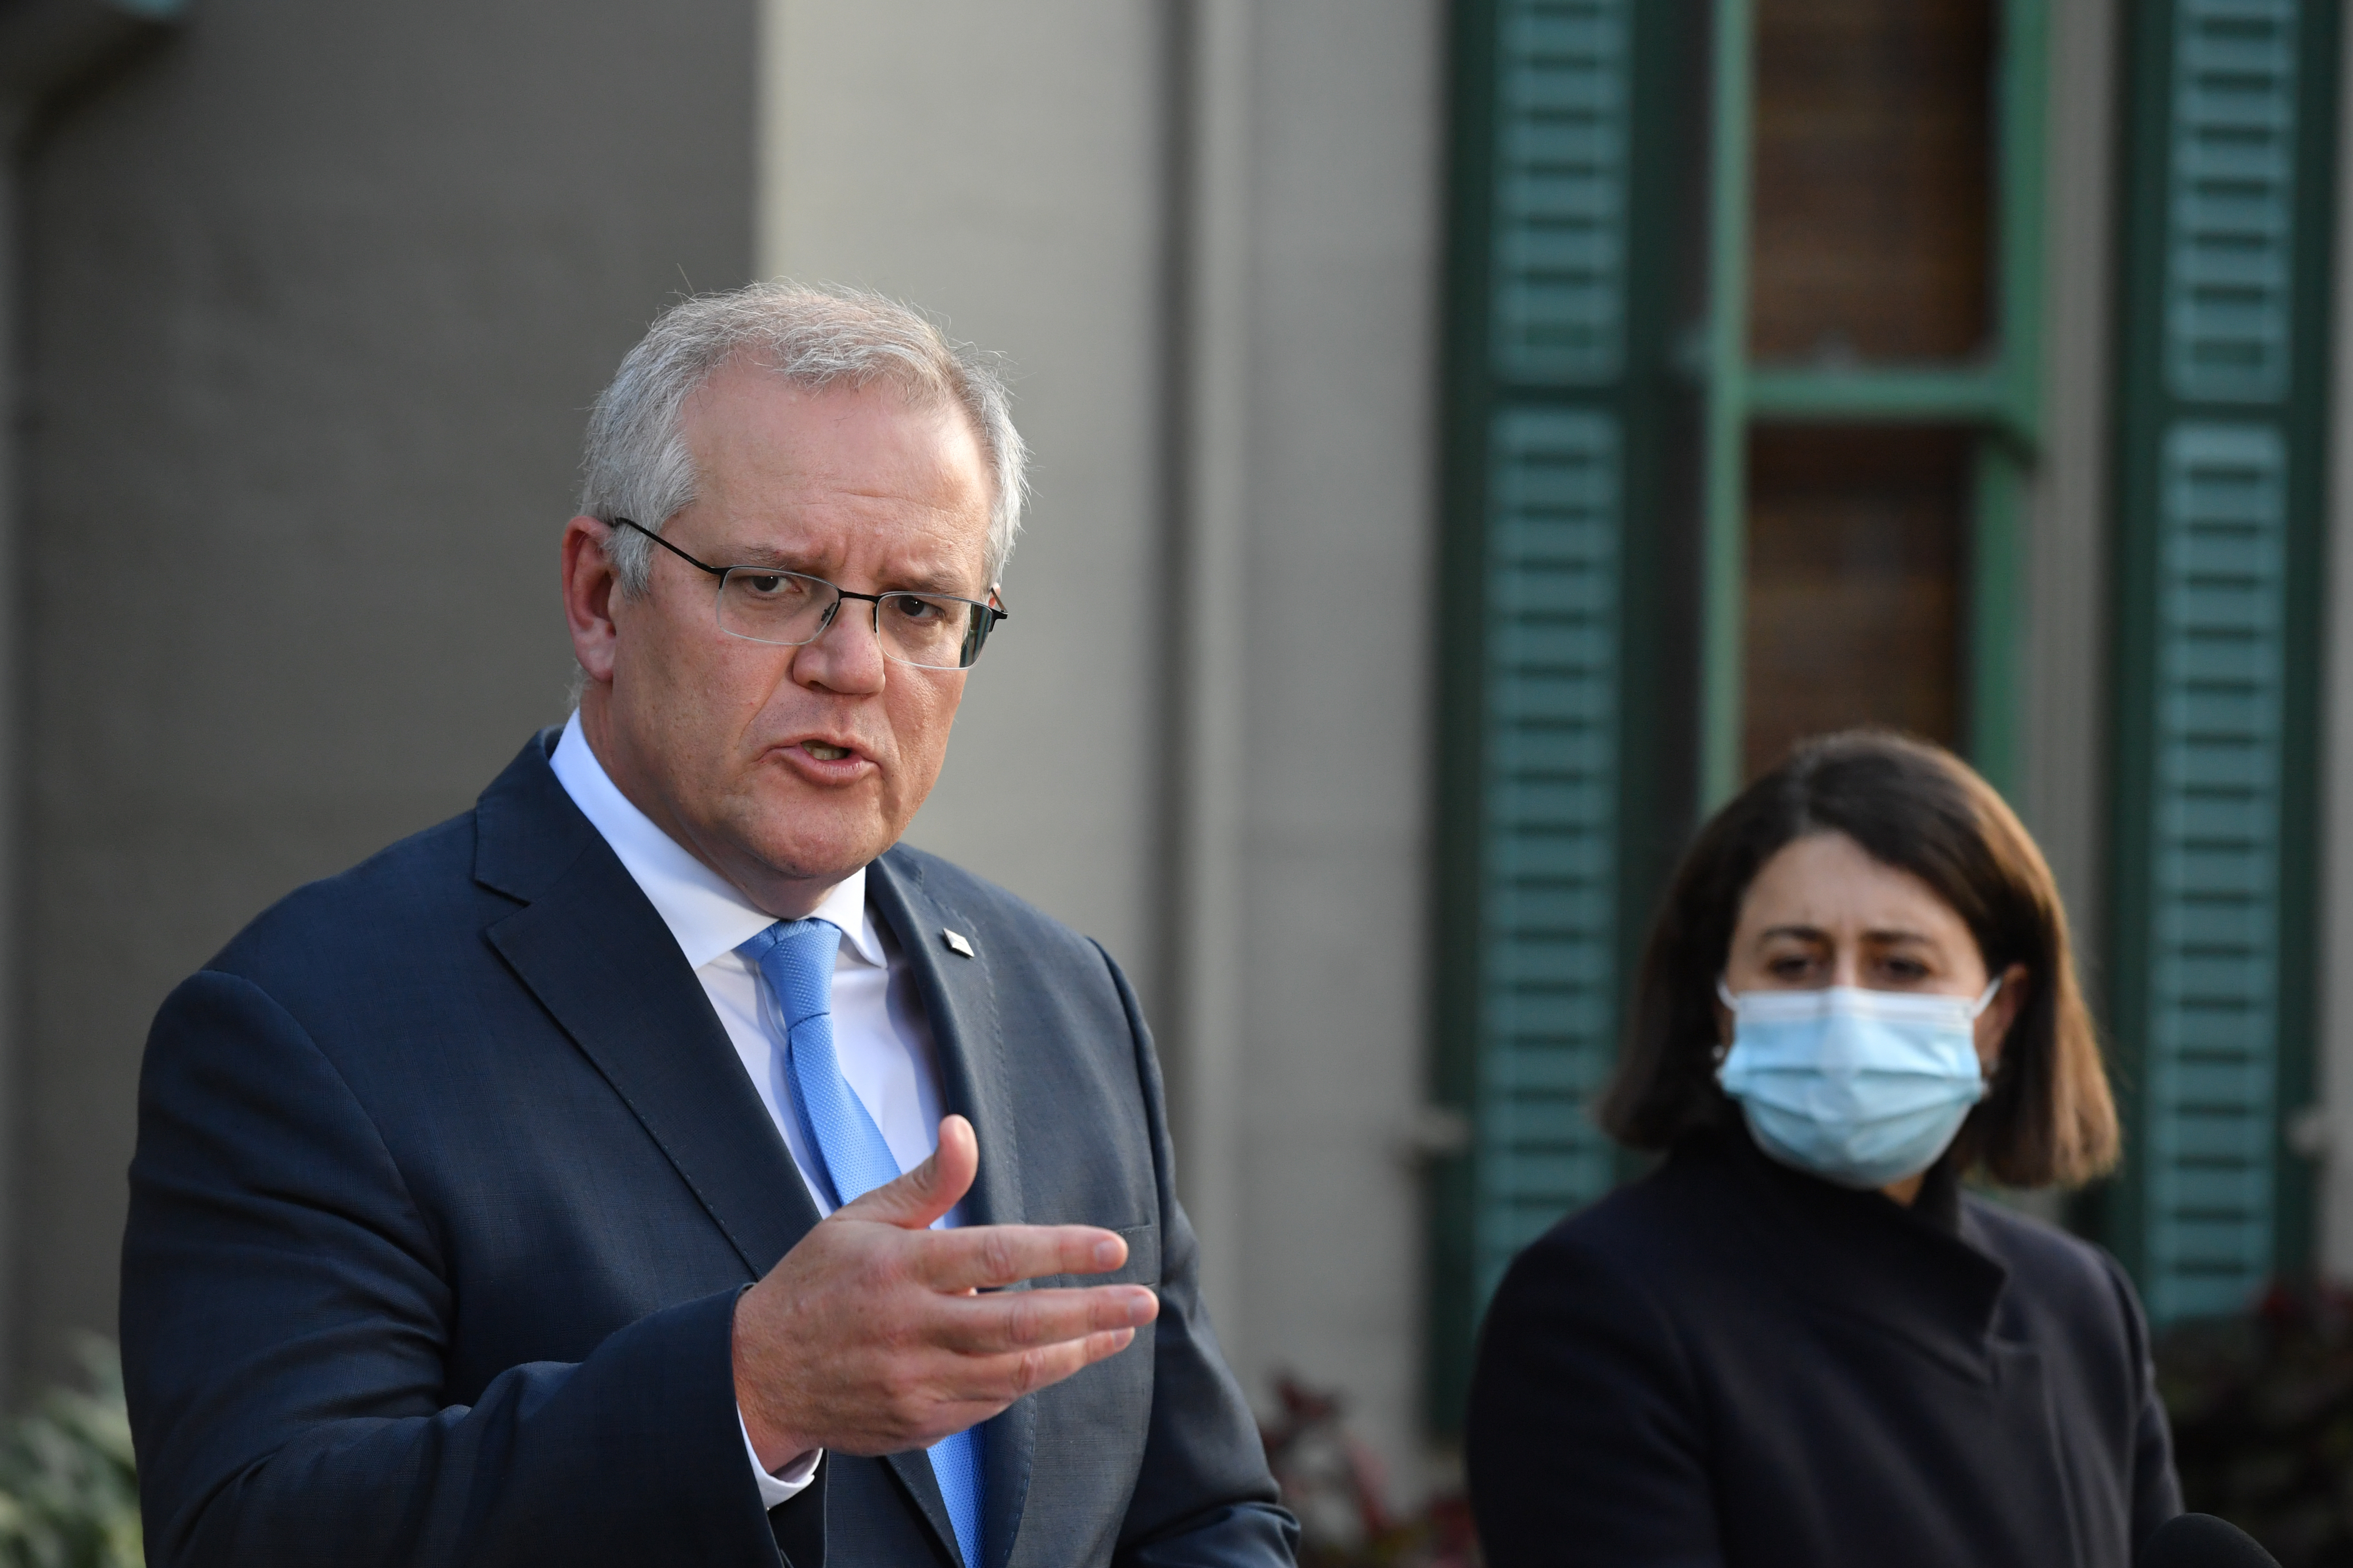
[1964,975,2009,1085]
[1711,978,1737,1066]
[1965,975,2004,1019]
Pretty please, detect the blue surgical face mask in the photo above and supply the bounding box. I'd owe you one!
[1714,979,1999,1190]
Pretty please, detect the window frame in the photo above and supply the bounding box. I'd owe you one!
[1696,0,2053,807]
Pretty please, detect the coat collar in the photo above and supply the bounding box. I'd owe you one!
[473,733,1036,1568]
[1691,1129,2014,1379]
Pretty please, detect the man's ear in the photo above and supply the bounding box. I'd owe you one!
[562,516,622,685]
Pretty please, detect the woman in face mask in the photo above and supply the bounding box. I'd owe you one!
[1465,730,2178,1568]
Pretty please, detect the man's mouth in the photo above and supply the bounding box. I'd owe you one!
[801,742,853,761]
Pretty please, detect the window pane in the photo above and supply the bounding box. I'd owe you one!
[1749,0,1995,362]
[1742,426,1970,778]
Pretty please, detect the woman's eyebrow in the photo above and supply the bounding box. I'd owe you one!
[1756,924,1827,943]
[1862,927,1937,945]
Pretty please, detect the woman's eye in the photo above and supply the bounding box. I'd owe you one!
[1766,956,1813,980]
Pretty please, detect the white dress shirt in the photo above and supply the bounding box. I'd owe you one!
[549,712,955,1507]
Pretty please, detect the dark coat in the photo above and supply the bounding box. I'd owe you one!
[120,732,1295,1568]
[1466,1129,2180,1568]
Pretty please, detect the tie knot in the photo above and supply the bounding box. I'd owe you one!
[743,918,842,1030]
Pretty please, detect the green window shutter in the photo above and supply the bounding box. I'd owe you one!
[1434,0,1675,1427]
[1490,0,1629,385]
[1475,409,1621,1304]
[2164,0,2299,405]
[2143,423,2286,1321]
[2110,0,2334,1323]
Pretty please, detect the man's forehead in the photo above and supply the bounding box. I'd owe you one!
[685,364,970,464]
[671,367,993,579]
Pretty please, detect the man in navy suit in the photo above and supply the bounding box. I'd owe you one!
[120,282,1296,1568]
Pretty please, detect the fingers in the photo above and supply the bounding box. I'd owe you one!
[929,1323,1150,1415]
[881,1328,1141,1448]
[836,1114,979,1232]
[929,1284,1160,1355]
[946,1326,1148,1410]
[916,1221,1129,1292]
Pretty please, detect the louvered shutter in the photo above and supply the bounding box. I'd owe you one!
[2143,424,2286,1320]
[2112,0,2333,1324]
[1489,0,1628,384]
[1470,0,1632,1309]
[1476,409,1621,1301]
[2164,0,2298,405]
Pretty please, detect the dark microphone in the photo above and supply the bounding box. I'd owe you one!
[2139,1513,2281,1568]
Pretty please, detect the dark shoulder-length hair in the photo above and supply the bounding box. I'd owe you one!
[1598,729,2119,1188]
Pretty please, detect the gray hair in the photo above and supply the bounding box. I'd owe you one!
[579,281,1027,592]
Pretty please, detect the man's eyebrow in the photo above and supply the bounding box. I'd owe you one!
[723,542,815,569]
[724,552,978,597]
[887,569,979,597]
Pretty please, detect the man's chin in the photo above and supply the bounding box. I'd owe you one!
[731,823,895,905]
[708,786,906,906]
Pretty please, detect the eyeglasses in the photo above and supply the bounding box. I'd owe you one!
[609,518,1008,671]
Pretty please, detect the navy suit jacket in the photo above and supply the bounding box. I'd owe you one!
[121,731,1294,1568]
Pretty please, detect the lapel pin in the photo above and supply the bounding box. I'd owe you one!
[942,928,975,959]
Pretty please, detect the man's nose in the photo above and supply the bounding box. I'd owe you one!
[792,599,888,690]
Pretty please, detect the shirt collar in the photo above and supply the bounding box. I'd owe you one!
[548,710,883,971]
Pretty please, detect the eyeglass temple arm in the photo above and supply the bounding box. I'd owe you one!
[608,517,725,579]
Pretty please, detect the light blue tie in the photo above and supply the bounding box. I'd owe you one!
[743,919,986,1568]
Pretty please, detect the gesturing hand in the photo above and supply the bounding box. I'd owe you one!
[732,1113,1157,1468]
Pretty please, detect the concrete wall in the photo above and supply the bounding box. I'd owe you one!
[2019,0,2118,963]
[759,0,1446,1489]
[16,0,756,1392]
[1223,0,1442,1493]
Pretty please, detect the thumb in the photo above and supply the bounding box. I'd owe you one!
[834,1114,977,1231]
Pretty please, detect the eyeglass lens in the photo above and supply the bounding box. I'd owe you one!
[715,569,991,669]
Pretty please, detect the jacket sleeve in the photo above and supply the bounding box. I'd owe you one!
[1467,1228,1724,1568]
[2098,1251,2184,1551]
[1093,947,1300,1568]
[120,969,799,1568]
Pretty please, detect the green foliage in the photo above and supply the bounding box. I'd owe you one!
[0,1339,141,1568]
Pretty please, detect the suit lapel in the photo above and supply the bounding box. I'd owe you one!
[870,850,1036,1568]
[475,738,821,1279]
[473,738,1033,1568]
